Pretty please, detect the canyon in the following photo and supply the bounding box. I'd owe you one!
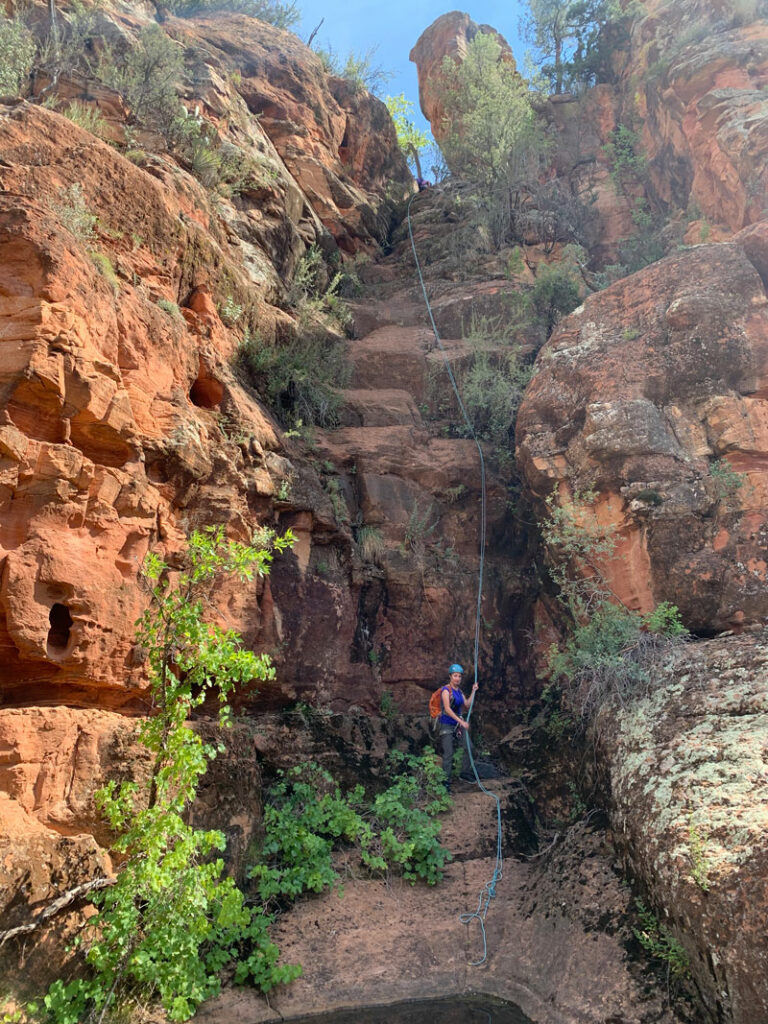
[1,1,767,1022]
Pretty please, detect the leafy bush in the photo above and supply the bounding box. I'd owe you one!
[0,15,35,96]
[385,93,429,175]
[710,457,746,502]
[604,123,647,193]
[236,329,350,429]
[541,488,688,719]
[163,0,300,26]
[548,601,687,719]
[61,100,110,139]
[33,0,100,87]
[50,183,98,244]
[288,245,353,334]
[41,527,297,1023]
[633,900,690,979]
[89,251,120,292]
[531,262,581,334]
[250,753,451,902]
[315,45,392,96]
[157,298,182,317]
[99,24,184,135]
[458,346,532,455]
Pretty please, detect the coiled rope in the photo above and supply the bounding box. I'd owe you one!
[406,191,503,966]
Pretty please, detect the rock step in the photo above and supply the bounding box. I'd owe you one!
[349,325,477,400]
[315,426,483,493]
[338,389,423,428]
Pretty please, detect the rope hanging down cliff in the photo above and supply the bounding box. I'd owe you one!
[406,191,503,967]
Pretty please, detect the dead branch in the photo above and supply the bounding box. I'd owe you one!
[0,876,114,947]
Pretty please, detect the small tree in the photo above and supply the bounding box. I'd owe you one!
[436,32,548,188]
[99,24,184,134]
[41,526,298,1024]
[0,14,35,96]
[385,93,430,176]
[521,0,628,94]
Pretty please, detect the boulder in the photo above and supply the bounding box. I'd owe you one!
[516,239,768,631]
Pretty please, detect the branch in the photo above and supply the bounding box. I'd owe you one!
[0,876,114,947]
[306,17,324,49]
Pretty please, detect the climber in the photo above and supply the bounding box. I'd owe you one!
[438,664,478,791]
[416,176,431,191]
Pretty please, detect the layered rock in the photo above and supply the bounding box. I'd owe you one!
[516,234,768,631]
[631,0,768,231]
[175,14,411,253]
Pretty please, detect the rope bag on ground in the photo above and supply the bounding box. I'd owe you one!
[406,191,503,967]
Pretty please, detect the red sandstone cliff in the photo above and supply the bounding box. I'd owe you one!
[2,1,768,1022]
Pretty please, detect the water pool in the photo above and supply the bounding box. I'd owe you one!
[279,994,534,1023]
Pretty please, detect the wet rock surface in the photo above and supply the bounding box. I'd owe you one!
[197,781,681,1024]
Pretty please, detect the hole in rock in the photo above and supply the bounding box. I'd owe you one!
[189,376,224,409]
[47,602,73,655]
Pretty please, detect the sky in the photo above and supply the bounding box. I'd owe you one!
[296,1,528,136]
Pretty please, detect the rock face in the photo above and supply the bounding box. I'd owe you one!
[0,7,537,999]
[176,14,411,253]
[597,629,768,1024]
[631,0,768,231]
[516,234,768,631]
[2,2,768,1022]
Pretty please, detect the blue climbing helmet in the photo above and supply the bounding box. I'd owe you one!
[448,663,464,674]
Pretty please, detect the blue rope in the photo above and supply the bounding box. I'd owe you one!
[406,192,503,966]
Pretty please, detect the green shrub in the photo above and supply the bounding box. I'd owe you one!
[315,45,392,96]
[157,298,182,317]
[89,250,120,292]
[357,524,385,563]
[163,0,300,26]
[61,100,110,139]
[288,245,352,334]
[548,601,687,720]
[603,123,647,192]
[531,262,581,334]
[542,489,687,719]
[0,15,35,96]
[617,228,666,273]
[633,900,690,979]
[250,753,451,901]
[100,24,184,136]
[50,183,98,244]
[236,329,351,429]
[436,33,548,188]
[458,346,532,455]
[219,295,244,325]
[385,93,429,173]
[33,0,100,86]
[710,457,746,502]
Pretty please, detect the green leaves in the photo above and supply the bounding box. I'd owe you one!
[250,753,452,905]
[437,33,547,188]
[43,526,296,1022]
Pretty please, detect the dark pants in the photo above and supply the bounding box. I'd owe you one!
[440,724,471,788]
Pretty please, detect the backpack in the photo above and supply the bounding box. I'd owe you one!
[429,686,446,719]
[428,686,447,734]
